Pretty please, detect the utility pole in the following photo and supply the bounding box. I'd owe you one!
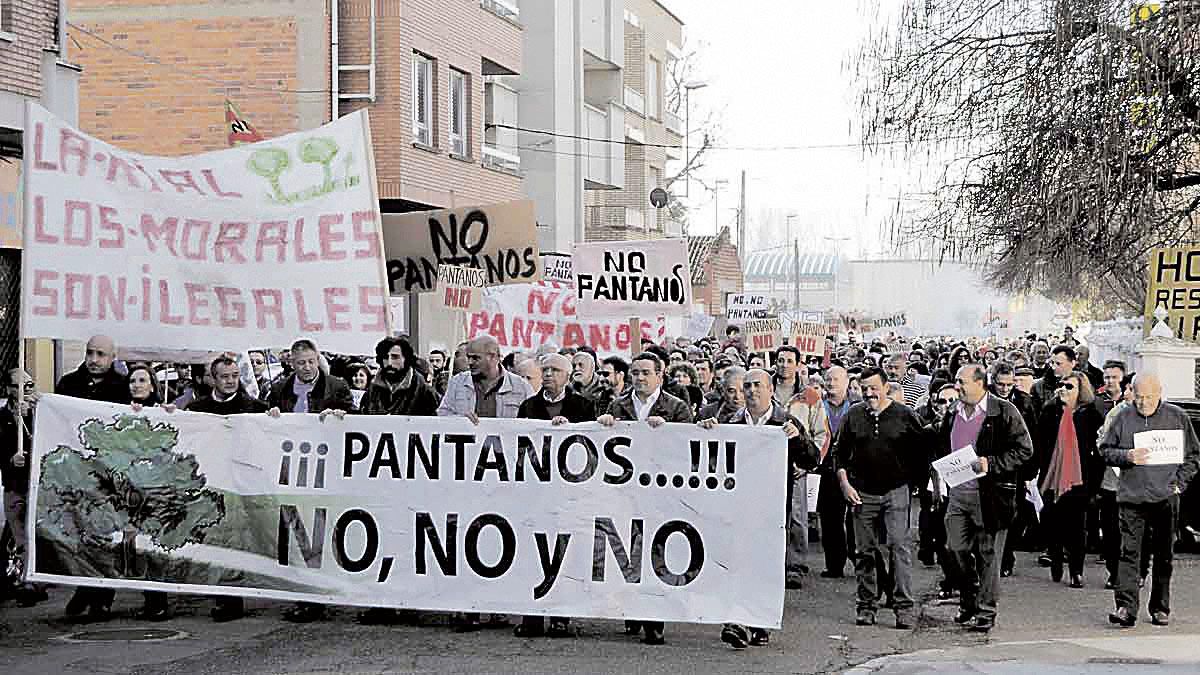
[793,238,801,312]
[738,170,747,266]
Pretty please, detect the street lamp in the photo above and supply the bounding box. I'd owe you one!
[786,214,800,311]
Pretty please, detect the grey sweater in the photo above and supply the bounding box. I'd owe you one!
[1098,401,1200,504]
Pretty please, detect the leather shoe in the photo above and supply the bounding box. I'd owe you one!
[1108,607,1136,627]
[624,620,642,636]
[1037,554,1052,567]
[546,618,572,638]
[210,603,245,623]
[1069,574,1084,589]
[720,623,749,649]
[641,627,665,645]
[64,589,90,617]
[954,609,976,625]
[1151,611,1169,626]
[855,610,876,626]
[282,602,325,623]
[748,628,770,646]
[1051,564,1063,583]
[894,611,915,630]
[966,616,993,632]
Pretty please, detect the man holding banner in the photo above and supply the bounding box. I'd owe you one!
[598,351,694,646]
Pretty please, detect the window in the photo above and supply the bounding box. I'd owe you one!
[1,0,14,36]
[412,52,434,146]
[449,68,468,157]
[646,57,660,119]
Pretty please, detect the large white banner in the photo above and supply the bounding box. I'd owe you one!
[572,239,692,318]
[29,394,786,627]
[21,103,389,354]
[467,281,667,358]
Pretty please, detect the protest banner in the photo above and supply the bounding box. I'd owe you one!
[466,281,666,358]
[382,200,541,294]
[541,252,573,283]
[1133,429,1185,465]
[437,264,486,313]
[726,294,768,324]
[743,318,781,353]
[789,320,827,357]
[29,394,786,628]
[1144,246,1200,341]
[869,311,909,332]
[20,103,389,355]
[572,239,692,318]
[932,446,985,488]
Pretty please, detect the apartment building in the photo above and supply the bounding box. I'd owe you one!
[1,0,79,379]
[518,0,624,255]
[584,0,684,242]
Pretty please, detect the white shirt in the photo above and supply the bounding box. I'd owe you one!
[632,388,661,422]
[744,406,773,426]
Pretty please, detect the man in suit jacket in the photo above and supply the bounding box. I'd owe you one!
[598,351,693,646]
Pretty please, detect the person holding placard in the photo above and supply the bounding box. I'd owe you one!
[1033,371,1104,588]
[934,364,1033,633]
[1099,374,1200,628]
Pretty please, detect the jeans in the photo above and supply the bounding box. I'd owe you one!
[787,474,809,581]
[1115,499,1178,616]
[851,486,913,613]
[945,489,1007,623]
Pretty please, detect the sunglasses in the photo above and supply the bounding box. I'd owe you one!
[1057,382,1076,391]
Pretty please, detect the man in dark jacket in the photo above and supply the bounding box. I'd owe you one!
[991,361,1041,575]
[188,355,268,622]
[513,354,596,638]
[1031,345,1076,412]
[936,364,1033,633]
[267,339,354,623]
[598,351,692,646]
[55,334,130,621]
[361,336,439,416]
[1,369,46,607]
[1099,374,1200,627]
[707,368,818,650]
[697,366,746,423]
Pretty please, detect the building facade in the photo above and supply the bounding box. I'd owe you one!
[1,0,79,382]
[687,227,743,317]
[583,0,683,242]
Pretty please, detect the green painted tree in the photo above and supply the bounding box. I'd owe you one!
[39,415,225,578]
[299,137,340,191]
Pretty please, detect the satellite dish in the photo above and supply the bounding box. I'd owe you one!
[649,188,669,209]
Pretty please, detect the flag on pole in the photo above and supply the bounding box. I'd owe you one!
[225,100,263,146]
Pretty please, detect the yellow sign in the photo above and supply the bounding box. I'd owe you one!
[1144,246,1200,340]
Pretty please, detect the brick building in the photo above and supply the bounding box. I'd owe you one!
[687,227,743,318]
[1,0,79,382]
[584,0,684,241]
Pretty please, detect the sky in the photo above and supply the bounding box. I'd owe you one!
[661,0,915,259]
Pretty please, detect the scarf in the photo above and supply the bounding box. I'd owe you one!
[1041,405,1083,501]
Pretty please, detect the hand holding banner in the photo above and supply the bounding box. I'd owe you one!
[933,446,986,488]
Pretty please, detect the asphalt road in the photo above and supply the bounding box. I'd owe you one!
[2,548,1198,674]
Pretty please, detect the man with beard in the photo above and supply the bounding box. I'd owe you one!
[513,354,596,638]
[188,355,269,622]
[354,336,437,624]
[55,335,130,621]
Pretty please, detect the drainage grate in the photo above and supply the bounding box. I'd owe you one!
[58,628,187,643]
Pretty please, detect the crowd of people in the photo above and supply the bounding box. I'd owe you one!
[2,323,1199,647]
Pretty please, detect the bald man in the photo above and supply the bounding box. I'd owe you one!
[1100,374,1200,627]
[55,335,132,621]
[513,353,597,638]
[437,335,533,631]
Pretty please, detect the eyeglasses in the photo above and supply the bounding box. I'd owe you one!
[1057,382,1076,391]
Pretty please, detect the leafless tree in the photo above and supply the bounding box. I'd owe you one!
[664,38,724,227]
[855,0,1200,317]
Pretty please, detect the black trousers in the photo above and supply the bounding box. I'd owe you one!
[1043,489,1089,577]
[817,471,852,574]
[1115,498,1178,616]
[1100,489,1151,582]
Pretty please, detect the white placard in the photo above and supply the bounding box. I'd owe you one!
[932,445,985,488]
[29,394,785,628]
[1134,429,1185,465]
[726,294,768,324]
[806,473,820,513]
[572,239,692,318]
[21,103,388,354]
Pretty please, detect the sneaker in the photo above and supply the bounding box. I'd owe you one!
[720,623,749,649]
[1151,611,1170,626]
[855,610,876,626]
[1108,607,1136,628]
[748,628,770,646]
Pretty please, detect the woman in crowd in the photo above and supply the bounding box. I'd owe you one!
[1035,370,1104,588]
[347,362,372,410]
[667,362,704,413]
[127,362,173,620]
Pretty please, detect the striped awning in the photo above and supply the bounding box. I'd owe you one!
[743,249,838,281]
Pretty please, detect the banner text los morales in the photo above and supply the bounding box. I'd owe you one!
[30,395,786,628]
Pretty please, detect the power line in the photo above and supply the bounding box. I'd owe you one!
[68,21,330,95]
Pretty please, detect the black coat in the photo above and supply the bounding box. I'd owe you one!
[518,389,597,423]
[360,370,438,416]
[937,395,1035,532]
[55,365,130,404]
[726,403,819,472]
[268,372,354,413]
[990,386,1040,480]
[189,390,269,415]
[1034,400,1105,496]
[607,389,694,424]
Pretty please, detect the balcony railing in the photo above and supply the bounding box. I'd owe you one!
[624,86,645,117]
[664,110,682,135]
[482,144,521,174]
[481,0,520,22]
